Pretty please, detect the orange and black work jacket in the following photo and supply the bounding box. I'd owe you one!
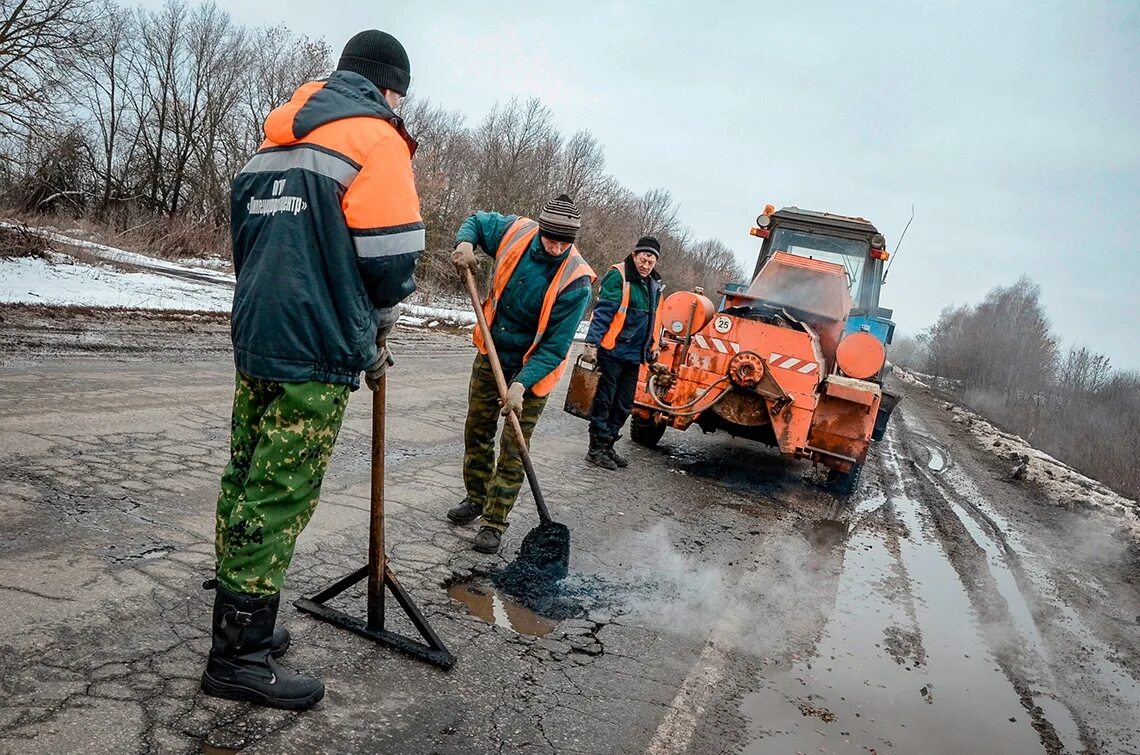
[462,213,595,396]
[585,256,664,364]
[229,71,423,388]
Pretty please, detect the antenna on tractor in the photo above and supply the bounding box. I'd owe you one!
[883,204,914,284]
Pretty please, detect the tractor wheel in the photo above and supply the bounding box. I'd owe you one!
[630,416,666,447]
[827,464,863,496]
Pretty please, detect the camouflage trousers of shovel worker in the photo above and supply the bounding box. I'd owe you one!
[448,354,548,551]
[203,372,350,710]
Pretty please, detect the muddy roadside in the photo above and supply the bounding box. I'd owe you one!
[0,304,232,361]
[887,376,1140,754]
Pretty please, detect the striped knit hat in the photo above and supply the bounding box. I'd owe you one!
[537,194,581,242]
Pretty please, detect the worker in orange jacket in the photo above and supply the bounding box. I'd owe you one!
[203,30,423,711]
[583,237,664,469]
[448,195,595,553]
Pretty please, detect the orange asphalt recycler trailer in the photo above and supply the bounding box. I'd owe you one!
[629,206,900,492]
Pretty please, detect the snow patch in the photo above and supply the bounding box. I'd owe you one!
[0,256,232,311]
[0,222,236,286]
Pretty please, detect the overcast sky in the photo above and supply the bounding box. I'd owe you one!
[149,0,1139,368]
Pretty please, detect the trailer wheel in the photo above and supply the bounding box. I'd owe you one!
[827,464,863,496]
[630,416,666,447]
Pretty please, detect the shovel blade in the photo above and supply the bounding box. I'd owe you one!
[494,521,570,598]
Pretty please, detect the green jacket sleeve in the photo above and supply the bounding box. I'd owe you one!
[455,211,520,259]
[515,280,592,390]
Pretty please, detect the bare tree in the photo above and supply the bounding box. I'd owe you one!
[556,129,605,202]
[128,0,185,211]
[635,187,682,238]
[238,24,331,159]
[0,0,103,141]
[472,97,561,214]
[70,0,139,212]
[177,1,247,218]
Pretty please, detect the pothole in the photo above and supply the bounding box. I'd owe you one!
[447,579,559,637]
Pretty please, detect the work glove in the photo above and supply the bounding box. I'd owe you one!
[452,241,477,271]
[375,306,399,343]
[364,344,395,391]
[365,306,400,391]
[582,343,598,363]
[500,381,526,417]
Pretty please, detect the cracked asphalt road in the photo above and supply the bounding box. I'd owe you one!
[1,307,1137,754]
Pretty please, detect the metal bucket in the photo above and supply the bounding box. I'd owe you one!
[563,356,599,420]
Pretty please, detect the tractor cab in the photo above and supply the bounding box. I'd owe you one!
[742,206,896,348]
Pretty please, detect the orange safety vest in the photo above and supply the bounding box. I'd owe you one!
[599,262,664,352]
[472,218,596,396]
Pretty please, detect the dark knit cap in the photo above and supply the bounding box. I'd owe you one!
[337,30,411,96]
[537,194,581,242]
[634,235,661,258]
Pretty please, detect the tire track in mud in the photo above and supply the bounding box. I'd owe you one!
[740,415,1080,754]
[891,409,1088,754]
[895,407,1140,754]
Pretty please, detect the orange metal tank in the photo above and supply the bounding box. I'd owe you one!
[660,291,715,338]
[835,332,886,379]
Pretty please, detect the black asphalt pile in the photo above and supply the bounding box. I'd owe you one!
[493,521,570,597]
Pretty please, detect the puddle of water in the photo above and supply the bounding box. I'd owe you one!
[1035,694,1085,755]
[903,409,1140,751]
[743,435,1046,754]
[447,580,558,637]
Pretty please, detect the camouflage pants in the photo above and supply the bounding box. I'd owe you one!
[463,354,548,533]
[215,372,349,596]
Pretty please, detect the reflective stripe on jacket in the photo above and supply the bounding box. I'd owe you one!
[472,218,596,396]
[589,261,664,363]
[230,71,423,387]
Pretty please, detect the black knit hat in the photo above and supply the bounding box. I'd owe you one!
[634,235,661,258]
[337,30,411,96]
[537,194,581,242]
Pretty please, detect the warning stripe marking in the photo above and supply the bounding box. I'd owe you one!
[769,352,818,374]
[691,334,740,355]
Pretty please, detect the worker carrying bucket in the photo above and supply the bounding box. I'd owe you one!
[447,195,595,554]
[580,236,664,470]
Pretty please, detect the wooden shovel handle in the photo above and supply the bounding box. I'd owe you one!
[460,266,552,524]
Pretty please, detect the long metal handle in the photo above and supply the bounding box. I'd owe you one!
[460,266,552,524]
[368,369,387,629]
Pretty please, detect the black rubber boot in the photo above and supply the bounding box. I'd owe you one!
[204,578,289,658]
[270,626,291,659]
[447,498,483,525]
[201,586,325,710]
[585,436,618,470]
[605,437,629,468]
[472,526,503,554]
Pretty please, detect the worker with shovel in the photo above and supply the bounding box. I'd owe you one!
[582,237,664,469]
[448,195,595,553]
[202,30,423,710]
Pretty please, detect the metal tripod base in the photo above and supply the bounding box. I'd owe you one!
[295,564,456,670]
